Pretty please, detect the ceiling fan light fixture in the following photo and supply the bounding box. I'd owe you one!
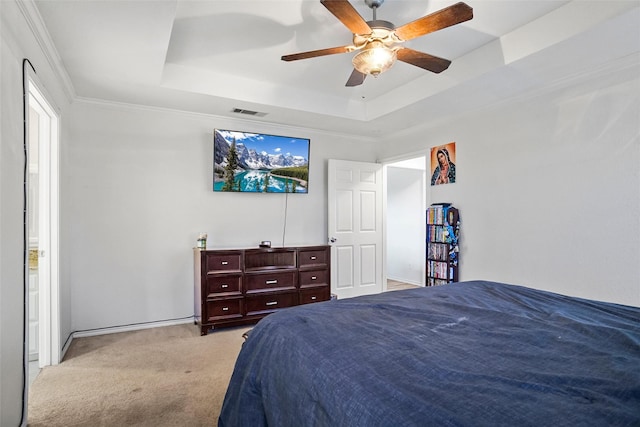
[282,1,473,86]
[352,41,397,77]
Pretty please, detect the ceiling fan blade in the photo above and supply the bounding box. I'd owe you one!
[396,48,451,73]
[345,69,366,87]
[282,45,355,62]
[394,2,473,41]
[321,0,371,35]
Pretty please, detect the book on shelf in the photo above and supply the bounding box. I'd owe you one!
[427,243,448,261]
[427,225,449,243]
[427,277,450,286]
[427,260,449,279]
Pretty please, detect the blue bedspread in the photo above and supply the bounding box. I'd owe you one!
[218,281,640,426]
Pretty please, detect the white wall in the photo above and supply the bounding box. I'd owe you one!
[64,100,376,332]
[386,166,425,285]
[1,0,71,424]
[0,34,26,427]
[378,60,640,307]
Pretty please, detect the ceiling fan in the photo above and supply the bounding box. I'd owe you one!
[282,0,473,87]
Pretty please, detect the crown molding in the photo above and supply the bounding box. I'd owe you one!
[74,96,378,143]
[16,0,76,103]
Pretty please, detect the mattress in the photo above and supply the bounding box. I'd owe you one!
[218,280,640,426]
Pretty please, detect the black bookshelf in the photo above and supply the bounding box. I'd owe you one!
[426,203,460,286]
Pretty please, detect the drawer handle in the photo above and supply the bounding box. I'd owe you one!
[311,276,317,280]
[221,284,229,288]
[266,301,278,306]
[265,280,278,285]
[311,296,317,300]
[221,261,229,265]
[222,307,229,311]
[310,256,317,260]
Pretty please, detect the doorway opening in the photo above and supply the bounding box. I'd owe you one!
[26,77,61,384]
[384,156,427,289]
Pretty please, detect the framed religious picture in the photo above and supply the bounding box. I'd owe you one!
[430,142,456,186]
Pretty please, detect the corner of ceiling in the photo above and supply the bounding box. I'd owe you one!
[17,0,76,104]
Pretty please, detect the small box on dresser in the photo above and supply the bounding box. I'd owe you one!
[194,245,331,335]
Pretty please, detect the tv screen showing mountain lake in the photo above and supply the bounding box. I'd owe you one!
[214,129,310,193]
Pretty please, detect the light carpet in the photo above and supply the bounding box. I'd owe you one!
[28,323,251,426]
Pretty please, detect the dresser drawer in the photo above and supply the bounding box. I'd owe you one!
[299,248,328,268]
[205,274,242,297]
[245,292,298,316]
[245,248,296,270]
[245,270,297,293]
[204,298,243,322]
[204,251,242,273]
[300,287,330,305]
[299,269,328,288]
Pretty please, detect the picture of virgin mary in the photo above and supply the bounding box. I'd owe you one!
[430,143,456,186]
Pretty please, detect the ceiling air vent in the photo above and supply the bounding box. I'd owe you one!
[232,108,267,117]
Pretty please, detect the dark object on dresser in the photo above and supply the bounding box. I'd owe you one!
[194,245,330,335]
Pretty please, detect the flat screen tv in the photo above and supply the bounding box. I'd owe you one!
[213,129,310,193]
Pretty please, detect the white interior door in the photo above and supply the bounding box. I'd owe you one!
[27,105,40,361]
[28,79,60,368]
[328,159,383,299]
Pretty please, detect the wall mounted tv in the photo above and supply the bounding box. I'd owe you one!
[213,129,310,193]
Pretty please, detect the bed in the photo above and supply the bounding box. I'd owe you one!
[218,280,640,426]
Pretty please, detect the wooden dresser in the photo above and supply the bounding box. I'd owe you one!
[194,245,330,335]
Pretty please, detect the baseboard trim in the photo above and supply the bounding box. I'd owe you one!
[71,317,196,340]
